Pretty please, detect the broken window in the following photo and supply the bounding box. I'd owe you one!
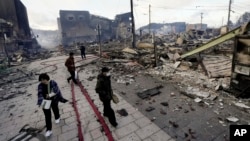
[78,15,84,20]
[68,16,75,21]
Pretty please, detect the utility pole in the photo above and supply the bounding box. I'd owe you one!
[200,13,203,30]
[3,34,10,67]
[97,24,101,57]
[149,4,151,35]
[153,32,157,67]
[130,0,136,48]
[227,0,232,31]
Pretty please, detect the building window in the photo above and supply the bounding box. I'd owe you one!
[68,16,74,21]
[78,15,84,20]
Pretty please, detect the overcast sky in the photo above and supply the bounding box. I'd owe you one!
[21,0,250,30]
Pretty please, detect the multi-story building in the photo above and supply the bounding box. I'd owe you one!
[0,0,33,53]
[58,11,132,46]
[114,12,132,39]
[58,10,115,46]
[0,0,30,39]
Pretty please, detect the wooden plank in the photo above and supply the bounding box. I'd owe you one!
[203,62,231,69]
[202,55,232,78]
[181,22,250,59]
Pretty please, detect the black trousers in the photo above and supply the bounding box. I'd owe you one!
[43,99,60,131]
[81,51,86,59]
[102,99,117,126]
[67,71,78,84]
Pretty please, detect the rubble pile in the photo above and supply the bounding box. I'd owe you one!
[90,31,235,101]
[0,66,35,102]
[92,33,250,128]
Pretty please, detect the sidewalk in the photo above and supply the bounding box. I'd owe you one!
[0,55,174,141]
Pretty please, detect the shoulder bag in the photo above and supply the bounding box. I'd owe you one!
[111,90,119,104]
[41,81,52,109]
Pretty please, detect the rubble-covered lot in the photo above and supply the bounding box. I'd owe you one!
[0,33,250,140]
[87,37,250,140]
[94,56,250,140]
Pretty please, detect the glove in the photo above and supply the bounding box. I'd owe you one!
[49,93,56,97]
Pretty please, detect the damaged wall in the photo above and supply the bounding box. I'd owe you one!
[0,0,31,39]
[58,10,114,46]
[0,0,41,62]
[114,12,132,39]
[58,11,133,46]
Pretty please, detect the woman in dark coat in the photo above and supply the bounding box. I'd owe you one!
[95,67,118,127]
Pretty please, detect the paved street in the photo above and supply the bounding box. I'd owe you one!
[1,54,250,141]
[0,55,174,141]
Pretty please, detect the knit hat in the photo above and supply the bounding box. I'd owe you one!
[101,67,110,72]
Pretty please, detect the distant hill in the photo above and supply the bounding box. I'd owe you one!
[139,23,164,31]
[235,12,250,27]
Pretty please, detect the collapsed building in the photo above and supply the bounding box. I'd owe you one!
[0,0,41,65]
[58,11,132,46]
[186,23,207,31]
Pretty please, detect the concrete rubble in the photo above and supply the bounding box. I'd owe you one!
[1,24,250,141]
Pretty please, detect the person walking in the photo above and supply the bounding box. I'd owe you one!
[65,52,78,84]
[37,73,63,137]
[95,67,118,127]
[80,44,86,59]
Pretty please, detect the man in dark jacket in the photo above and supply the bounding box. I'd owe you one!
[65,52,78,84]
[95,67,118,127]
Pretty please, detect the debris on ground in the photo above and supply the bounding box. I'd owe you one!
[145,106,155,112]
[117,109,128,116]
[137,85,163,99]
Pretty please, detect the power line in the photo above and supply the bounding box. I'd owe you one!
[231,6,247,13]
[196,5,228,8]
[148,5,228,11]
[231,7,246,13]
[231,9,243,15]
[235,2,250,6]
[232,4,250,9]
[134,5,144,29]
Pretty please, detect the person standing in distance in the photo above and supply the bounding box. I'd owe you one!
[80,44,86,59]
[95,67,118,127]
[65,52,78,84]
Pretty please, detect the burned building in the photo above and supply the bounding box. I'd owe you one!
[170,22,186,33]
[186,23,207,31]
[139,22,186,35]
[0,0,35,54]
[58,10,114,46]
[58,11,133,46]
[113,12,132,39]
[0,0,30,39]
